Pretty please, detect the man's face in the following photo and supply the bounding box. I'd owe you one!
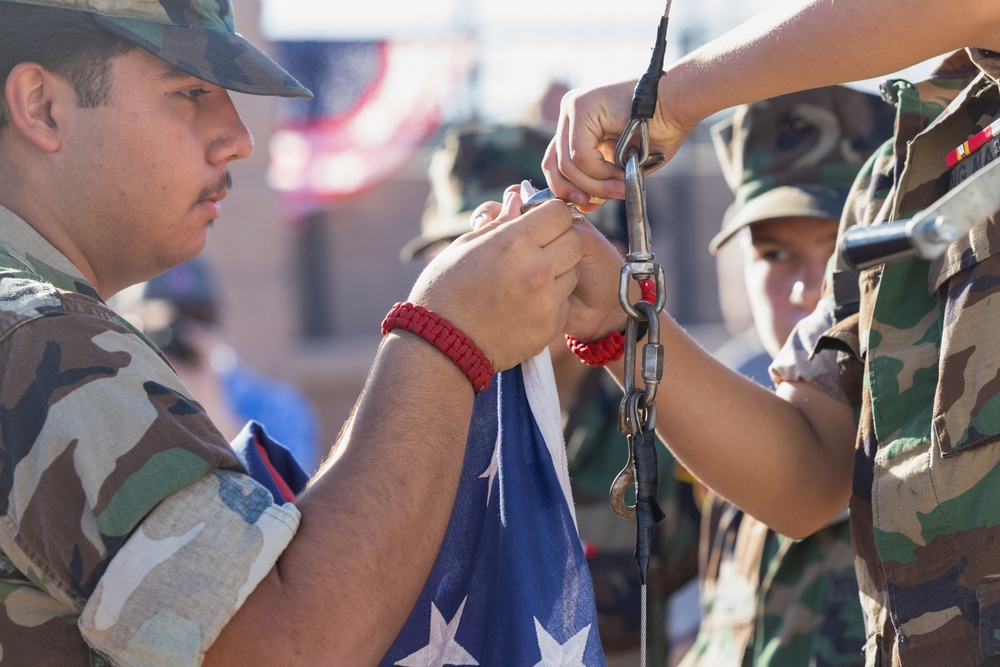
[60,47,253,294]
[742,216,839,357]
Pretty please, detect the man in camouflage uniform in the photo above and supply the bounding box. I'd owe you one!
[543,0,1000,665]
[402,122,701,666]
[681,85,893,667]
[0,1,588,664]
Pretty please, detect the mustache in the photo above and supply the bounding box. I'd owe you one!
[197,171,233,203]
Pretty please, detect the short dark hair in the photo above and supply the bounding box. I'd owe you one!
[0,4,136,131]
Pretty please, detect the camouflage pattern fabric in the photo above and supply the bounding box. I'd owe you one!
[1,0,311,98]
[772,48,1000,666]
[0,206,301,665]
[687,318,869,667]
[681,498,863,667]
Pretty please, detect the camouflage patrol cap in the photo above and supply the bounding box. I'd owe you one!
[400,123,553,262]
[3,0,312,99]
[709,85,894,253]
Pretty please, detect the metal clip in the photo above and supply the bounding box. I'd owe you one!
[520,187,585,223]
[613,117,667,492]
[610,393,658,519]
[610,444,637,520]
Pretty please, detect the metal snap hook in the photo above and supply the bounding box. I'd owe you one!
[610,460,637,520]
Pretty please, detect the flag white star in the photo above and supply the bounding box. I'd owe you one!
[478,381,502,507]
[394,597,479,666]
[532,618,590,667]
[477,430,500,507]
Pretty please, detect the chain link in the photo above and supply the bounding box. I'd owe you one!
[613,137,666,441]
[608,122,668,667]
[609,133,666,504]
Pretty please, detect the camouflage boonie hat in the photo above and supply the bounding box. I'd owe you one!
[400,123,553,262]
[709,84,894,253]
[4,0,312,99]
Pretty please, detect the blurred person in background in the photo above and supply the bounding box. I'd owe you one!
[402,121,702,666]
[680,85,895,666]
[113,258,323,474]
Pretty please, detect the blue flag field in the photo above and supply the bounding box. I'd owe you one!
[379,354,608,666]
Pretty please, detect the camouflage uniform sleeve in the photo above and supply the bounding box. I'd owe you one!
[78,469,299,664]
[0,292,300,665]
[769,297,853,405]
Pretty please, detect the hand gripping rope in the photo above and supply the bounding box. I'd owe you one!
[607,4,671,667]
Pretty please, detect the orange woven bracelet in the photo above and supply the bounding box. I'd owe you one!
[381,302,495,393]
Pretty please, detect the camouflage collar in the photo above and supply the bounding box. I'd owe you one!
[0,204,102,300]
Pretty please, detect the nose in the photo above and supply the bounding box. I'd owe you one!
[207,91,254,165]
[789,256,825,312]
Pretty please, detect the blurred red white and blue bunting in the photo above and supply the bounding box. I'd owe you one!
[268,39,474,220]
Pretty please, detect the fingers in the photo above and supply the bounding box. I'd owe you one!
[564,220,631,342]
[544,222,584,288]
[542,119,623,208]
[470,200,502,231]
[467,201,583,369]
[488,188,584,296]
[551,267,578,332]
[472,184,578,251]
[471,185,526,232]
[542,82,637,206]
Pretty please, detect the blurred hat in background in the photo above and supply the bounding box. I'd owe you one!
[142,257,218,326]
[709,84,895,253]
[401,122,626,262]
[401,123,552,262]
[108,257,218,363]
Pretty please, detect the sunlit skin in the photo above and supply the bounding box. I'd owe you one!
[1,47,253,299]
[742,216,839,358]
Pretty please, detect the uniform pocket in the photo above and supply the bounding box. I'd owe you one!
[932,251,1000,457]
[977,580,1000,658]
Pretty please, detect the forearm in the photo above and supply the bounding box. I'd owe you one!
[546,0,1000,204]
[664,0,1000,131]
[609,309,854,538]
[206,333,474,665]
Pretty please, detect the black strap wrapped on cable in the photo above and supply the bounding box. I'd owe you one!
[632,425,665,584]
[630,4,670,120]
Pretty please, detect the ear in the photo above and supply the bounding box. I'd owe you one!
[4,62,72,153]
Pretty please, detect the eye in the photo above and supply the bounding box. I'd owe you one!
[752,244,792,263]
[760,249,791,263]
[180,88,209,101]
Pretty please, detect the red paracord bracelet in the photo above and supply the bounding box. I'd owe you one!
[565,279,658,367]
[566,330,627,367]
[381,302,494,393]
[638,278,657,305]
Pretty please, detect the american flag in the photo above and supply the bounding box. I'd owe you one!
[380,353,608,666]
[268,39,473,221]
